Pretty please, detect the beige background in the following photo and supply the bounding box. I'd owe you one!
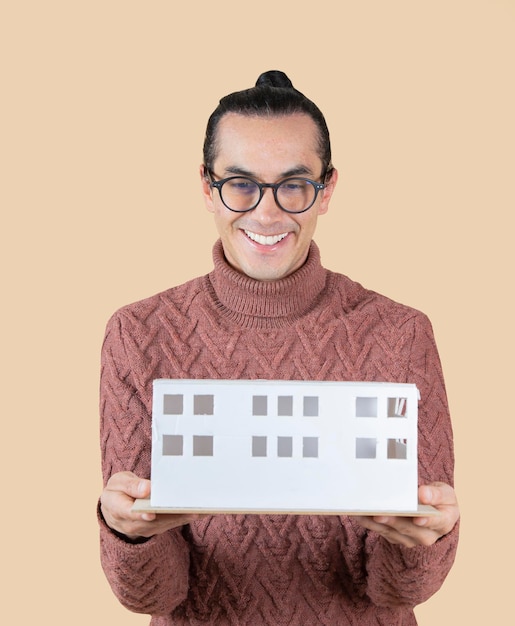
[2,1,513,623]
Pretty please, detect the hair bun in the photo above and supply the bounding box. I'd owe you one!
[255,70,294,89]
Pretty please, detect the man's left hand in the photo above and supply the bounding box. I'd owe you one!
[353,482,459,548]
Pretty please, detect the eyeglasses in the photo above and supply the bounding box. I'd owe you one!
[207,171,327,214]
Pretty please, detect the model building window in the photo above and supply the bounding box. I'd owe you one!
[162,434,183,456]
[356,437,377,459]
[194,394,214,415]
[277,436,293,458]
[303,396,319,416]
[163,394,183,415]
[387,438,408,459]
[355,397,377,418]
[193,435,214,456]
[303,436,319,457]
[387,397,408,418]
[252,395,268,416]
[277,395,293,416]
[252,436,267,457]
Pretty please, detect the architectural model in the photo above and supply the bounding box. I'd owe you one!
[144,379,421,514]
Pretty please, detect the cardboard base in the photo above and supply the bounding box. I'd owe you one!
[132,498,439,517]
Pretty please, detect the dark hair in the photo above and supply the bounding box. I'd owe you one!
[203,70,333,178]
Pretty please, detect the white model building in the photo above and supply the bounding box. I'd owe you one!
[150,379,420,513]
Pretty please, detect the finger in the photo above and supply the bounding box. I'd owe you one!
[108,471,151,499]
[418,482,457,507]
[124,513,204,538]
[372,515,430,536]
[377,511,447,540]
[354,516,425,548]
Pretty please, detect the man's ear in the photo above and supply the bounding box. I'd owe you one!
[199,164,215,213]
[318,168,338,216]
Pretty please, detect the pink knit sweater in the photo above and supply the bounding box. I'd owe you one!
[99,240,458,625]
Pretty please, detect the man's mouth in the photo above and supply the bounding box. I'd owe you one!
[244,230,289,246]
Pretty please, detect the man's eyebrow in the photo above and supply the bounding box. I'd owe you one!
[223,166,256,177]
[280,165,314,178]
[223,165,315,179]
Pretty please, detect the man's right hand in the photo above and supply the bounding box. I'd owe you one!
[100,471,206,541]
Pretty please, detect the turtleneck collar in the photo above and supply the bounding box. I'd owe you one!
[206,239,328,329]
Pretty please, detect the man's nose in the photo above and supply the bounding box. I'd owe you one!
[252,187,283,221]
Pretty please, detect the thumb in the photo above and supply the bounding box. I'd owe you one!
[110,471,151,499]
[418,482,455,507]
[131,477,151,499]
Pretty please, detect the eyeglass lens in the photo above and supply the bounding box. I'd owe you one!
[220,178,318,213]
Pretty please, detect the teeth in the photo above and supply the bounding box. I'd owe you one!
[244,230,288,246]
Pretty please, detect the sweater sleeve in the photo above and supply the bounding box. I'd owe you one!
[360,311,459,608]
[98,311,190,615]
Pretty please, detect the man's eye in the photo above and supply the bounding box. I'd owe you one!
[281,181,306,193]
[230,180,257,193]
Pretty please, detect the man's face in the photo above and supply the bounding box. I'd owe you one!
[200,113,337,281]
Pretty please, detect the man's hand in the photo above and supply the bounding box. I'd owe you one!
[353,482,459,548]
[100,471,206,541]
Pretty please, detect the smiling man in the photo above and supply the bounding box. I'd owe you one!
[201,112,336,282]
[99,71,459,625]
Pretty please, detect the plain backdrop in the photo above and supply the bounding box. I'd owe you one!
[2,1,513,624]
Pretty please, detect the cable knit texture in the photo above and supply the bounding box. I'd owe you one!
[99,240,458,625]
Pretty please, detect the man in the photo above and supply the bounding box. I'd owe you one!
[99,70,459,625]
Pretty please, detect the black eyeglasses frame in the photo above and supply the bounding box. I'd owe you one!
[206,169,328,214]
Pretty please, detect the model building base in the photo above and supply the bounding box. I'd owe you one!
[150,379,422,513]
[132,499,440,517]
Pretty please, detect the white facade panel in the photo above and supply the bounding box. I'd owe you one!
[150,379,419,513]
